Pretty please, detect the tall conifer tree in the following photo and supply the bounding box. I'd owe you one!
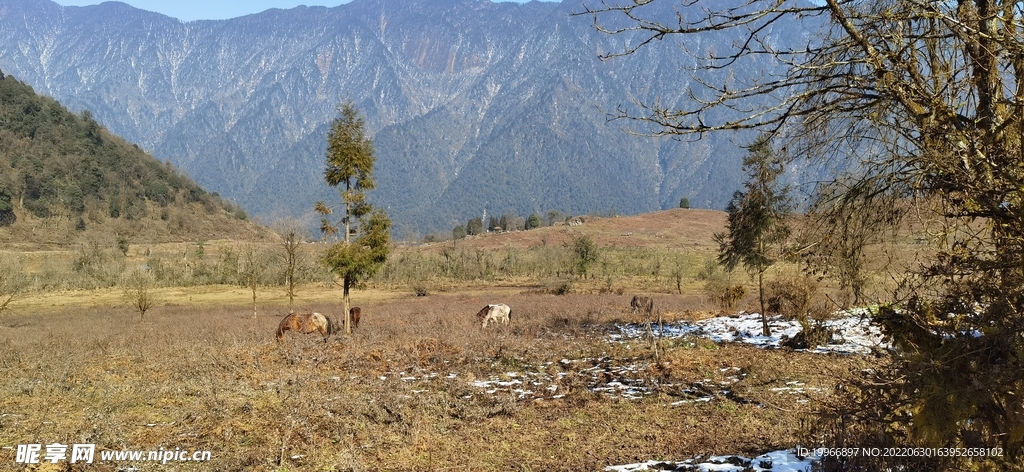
[316,102,391,334]
[715,136,791,336]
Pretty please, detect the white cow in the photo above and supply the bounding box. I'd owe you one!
[475,303,512,327]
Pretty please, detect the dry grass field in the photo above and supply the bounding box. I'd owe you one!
[436,209,727,252]
[0,292,869,471]
[0,208,894,471]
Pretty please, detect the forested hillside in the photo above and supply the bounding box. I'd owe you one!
[0,71,257,244]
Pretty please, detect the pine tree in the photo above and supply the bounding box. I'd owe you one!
[570,235,598,279]
[715,136,791,336]
[452,225,466,240]
[315,102,391,334]
[466,217,483,236]
[527,213,542,229]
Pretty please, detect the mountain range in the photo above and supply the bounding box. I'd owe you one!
[0,0,794,236]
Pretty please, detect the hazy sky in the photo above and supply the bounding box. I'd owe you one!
[52,0,547,23]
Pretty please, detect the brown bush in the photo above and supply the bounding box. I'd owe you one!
[765,274,823,320]
[120,266,156,319]
[766,274,835,349]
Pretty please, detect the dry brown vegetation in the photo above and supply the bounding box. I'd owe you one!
[0,208,896,470]
[0,292,868,471]
[0,202,268,249]
[442,209,727,251]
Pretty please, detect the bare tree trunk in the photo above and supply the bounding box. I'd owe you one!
[286,273,293,312]
[284,237,296,312]
[242,242,260,320]
[345,182,351,245]
[344,182,352,335]
[343,276,351,335]
[758,269,769,337]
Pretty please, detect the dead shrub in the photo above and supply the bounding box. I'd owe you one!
[766,274,834,349]
[404,337,463,367]
[705,281,745,310]
[120,265,156,319]
[544,278,573,295]
[721,285,745,310]
[412,283,430,297]
[0,253,27,315]
[765,275,820,320]
[702,267,746,310]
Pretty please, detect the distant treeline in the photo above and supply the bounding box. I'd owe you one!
[433,207,647,243]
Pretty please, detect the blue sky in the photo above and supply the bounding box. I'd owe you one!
[52,0,545,22]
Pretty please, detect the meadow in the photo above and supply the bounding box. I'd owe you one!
[0,292,871,471]
[0,209,880,471]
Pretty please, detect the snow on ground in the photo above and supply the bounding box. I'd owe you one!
[602,310,885,471]
[389,356,666,401]
[383,311,884,472]
[611,309,887,355]
[607,448,820,472]
[386,310,885,402]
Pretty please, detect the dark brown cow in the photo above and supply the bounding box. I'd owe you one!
[349,306,362,329]
[630,296,654,318]
[276,312,332,343]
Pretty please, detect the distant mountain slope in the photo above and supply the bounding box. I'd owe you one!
[0,70,258,243]
[0,0,800,234]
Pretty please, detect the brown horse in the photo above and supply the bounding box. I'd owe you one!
[276,312,333,343]
[349,307,361,329]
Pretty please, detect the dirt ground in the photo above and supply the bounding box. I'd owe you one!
[0,288,866,471]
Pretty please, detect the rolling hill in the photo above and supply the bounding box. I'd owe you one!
[0,70,262,245]
[432,208,727,252]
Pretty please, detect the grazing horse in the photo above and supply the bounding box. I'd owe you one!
[475,304,512,327]
[349,306,362,329]
[631,295,654,318]
[276,312,332,343]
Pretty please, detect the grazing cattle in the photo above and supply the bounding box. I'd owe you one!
[631,295,654,318]
[475,304,512,327]
[276,312,332,343]
[349,306,362,329]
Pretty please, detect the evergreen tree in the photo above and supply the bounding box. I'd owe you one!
[0,184,15,226]
[546,210,564,226]
[315,102,391,334]
[466,217,483,236]
[715,136,791,336]
[527,213,542,230]
[570,235,598,279]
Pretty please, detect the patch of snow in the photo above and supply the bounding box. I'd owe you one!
[606,448,820,472]
[613,311,887,355]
